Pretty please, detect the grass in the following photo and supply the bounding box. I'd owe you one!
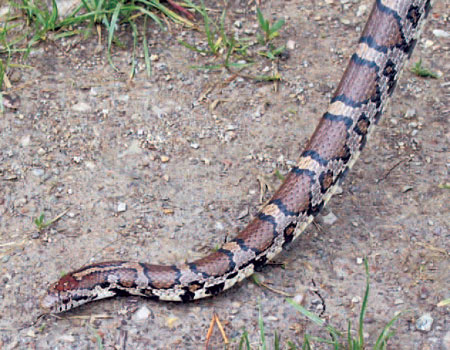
[237,259,406,349]
[410,59,439,79]
[0,0,194,90]
[33,209,68,231]
[179,1,285,80]
[1,0,287,93]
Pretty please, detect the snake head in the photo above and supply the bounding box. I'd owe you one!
[40,274,88,314]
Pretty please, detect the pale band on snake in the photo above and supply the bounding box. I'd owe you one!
[41,0,432,314]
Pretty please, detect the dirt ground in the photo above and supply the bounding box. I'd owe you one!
[0,0,448,349]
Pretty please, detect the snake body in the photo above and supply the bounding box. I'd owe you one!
[41,0,432,313]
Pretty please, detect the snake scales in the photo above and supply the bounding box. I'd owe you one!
[41,0,432,313]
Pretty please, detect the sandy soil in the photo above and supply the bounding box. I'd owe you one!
[0,0,448,349]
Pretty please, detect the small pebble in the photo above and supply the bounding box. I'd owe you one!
[117,202,127,212]
[394,298,404,305]
[404,108,416,119]
[58,334,75,343]
[286,39,296,50]
[416,313,433,332]
[165,315,179,329]
[161,155,170,163]
[356,257,363,265]
[32,168,45,177]
[190,143,199,149]
[351,296,361,303]
[432,29,449,38]
[133,305,151,321]
[215,222,224,231]
[2,255,10,263]
[20,135,31,147]
[293,294,304,305]
[401,185,413,193]
[356,4,367,16]
[322,211,338,225]
[31,232,40,239]
[71,102,91,113]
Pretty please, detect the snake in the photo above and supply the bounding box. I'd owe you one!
[41,0,432,314]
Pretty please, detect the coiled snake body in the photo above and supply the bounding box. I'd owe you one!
[41,0,432,313]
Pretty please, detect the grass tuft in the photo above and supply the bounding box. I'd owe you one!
[410,59,439,78]
[237,259,406,349]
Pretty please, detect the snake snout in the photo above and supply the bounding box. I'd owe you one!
[39,291,61,314]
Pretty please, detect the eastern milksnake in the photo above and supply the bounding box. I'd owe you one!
[41,0,432,314]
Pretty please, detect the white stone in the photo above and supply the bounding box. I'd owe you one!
[71,102,91,112]
[286,40,296,50]
[432,29,449,38]
[117,202,127,212]
[322,211,338,225]
[133,305,151,321]
[416,313,433,332]
[20,135,31,147]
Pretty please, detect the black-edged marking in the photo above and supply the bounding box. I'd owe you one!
[291,167,317,180]
[99,281,110,289]
[180,288,196,302]
[359,36,388,54]
[268,198,299,217]
[319,170,335,194]
[282,222,297,248]
[374,110,383,124]
[382,59,398,96]
[257,212,279,239]
[375,0,402,25]
[253,254,268,271]
[234,237,261,255]
[205,282,226,296]
[171,264,182,286]
[226,271,239,280]
[187,281,206,293]
[351,53,380,72]
[217,248,237,272]
[370,81,382,108]
[188,263,210,279]
[300,150,328,166]
[323,112,353,130]
[70,295,91,303]
[332,144,352,164]
[354,113,371,149]
[110,287,132,297]
[139,263,180,290]
[307,198,324,217]
[406,5,421,28]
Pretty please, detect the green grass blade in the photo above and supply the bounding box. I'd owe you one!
[274,331,280,350]
[287,298,342,337]
[270,18,285,34]
[129,20,138,79]
[238,329,251,350]
[373,311,406,350]
[358,258,370,346]
[106,1,122,70]
[142,17,152,77]
[258,304,267,350]
[256,7,268,33]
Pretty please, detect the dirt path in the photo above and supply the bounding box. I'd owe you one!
[0,0,448,348]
